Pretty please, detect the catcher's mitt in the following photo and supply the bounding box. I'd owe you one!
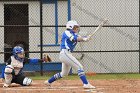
[43,54,52,62]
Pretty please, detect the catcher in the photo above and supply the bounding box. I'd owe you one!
[0,46,47,87]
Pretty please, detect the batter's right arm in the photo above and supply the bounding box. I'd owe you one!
[77,35,91,42]
[65,31,90,42]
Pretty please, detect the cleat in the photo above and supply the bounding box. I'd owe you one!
[83,83,96,89]
[44,80,51,87]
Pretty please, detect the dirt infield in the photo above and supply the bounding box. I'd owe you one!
[0,79,140,93]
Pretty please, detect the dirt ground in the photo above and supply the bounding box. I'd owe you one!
[0,79,140,93]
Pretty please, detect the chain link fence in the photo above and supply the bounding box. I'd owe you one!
[0,0,139,75]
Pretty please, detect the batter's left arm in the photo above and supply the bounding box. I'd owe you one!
[77,35,90,42]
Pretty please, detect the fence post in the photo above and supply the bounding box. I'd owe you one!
[40,0,43,76]
[139,0,140,74]
[68,0,71,21]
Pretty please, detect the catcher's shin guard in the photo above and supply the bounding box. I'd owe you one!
[4,65,14,87]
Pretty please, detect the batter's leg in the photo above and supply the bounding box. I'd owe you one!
[60,50,89,85]
[45,63,71,84]
[61,51,95,88]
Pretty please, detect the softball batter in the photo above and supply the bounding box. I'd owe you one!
[44,20,95,89]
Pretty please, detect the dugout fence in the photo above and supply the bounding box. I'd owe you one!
[0,0,139,76]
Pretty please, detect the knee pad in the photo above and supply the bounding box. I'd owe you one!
[5,65,14,74]
[78,69,85,77]
[23,77,32,86]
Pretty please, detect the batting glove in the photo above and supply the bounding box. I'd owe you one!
[83,36,90,42]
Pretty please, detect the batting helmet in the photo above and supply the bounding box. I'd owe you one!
[66,20,79,29]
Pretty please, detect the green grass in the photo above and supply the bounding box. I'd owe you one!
[29,73,140,80]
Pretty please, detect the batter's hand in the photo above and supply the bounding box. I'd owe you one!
[82,35,91,42]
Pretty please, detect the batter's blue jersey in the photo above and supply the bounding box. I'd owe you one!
[60,30,78,51]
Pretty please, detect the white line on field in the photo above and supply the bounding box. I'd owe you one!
[1,86,104,93]
[2,88,101,93]
[19,86,79,89]
[2,88,87,91]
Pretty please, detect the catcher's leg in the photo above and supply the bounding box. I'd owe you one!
[12,75,32,86]
[45,63,71,85]
[3,65,14,87]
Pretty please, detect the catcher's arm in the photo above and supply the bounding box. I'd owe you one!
[43,54,52,62]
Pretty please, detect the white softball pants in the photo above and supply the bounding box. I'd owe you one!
[59,49,84,77]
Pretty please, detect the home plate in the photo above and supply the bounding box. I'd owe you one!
[83,88,104,93]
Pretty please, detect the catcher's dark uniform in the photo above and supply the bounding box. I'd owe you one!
[3,56,42,86]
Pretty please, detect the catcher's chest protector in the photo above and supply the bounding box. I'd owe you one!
[10,56,23,75]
